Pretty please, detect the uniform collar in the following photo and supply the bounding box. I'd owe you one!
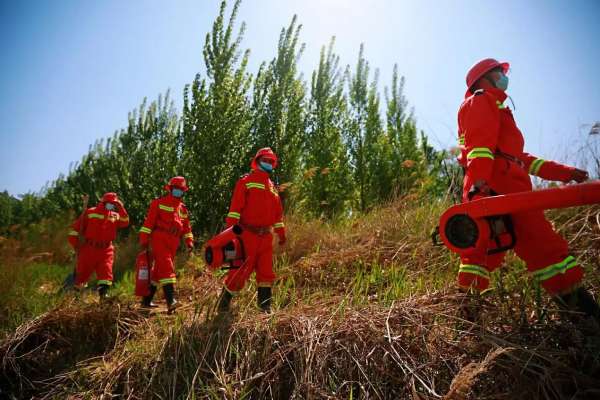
[464,87,508,103]
[251,169,270,179]
[486,87,508,103]
[164,194,182,204]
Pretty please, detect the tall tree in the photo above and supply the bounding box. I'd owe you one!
[181,0,253,235]
[346,44,383,211]
[383,64,423,198]
[300,38,353,218]
[251,15,306,193]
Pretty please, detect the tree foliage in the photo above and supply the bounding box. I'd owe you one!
[1,0,445,237]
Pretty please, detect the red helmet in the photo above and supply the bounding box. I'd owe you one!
[466,58,509,89]
[165,176,189,192]
[250,147,278,170]
[101,192,118,203]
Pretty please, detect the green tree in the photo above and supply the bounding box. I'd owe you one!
[300,38,353,218]
[382,64,424,198]
[251,15,306,193]
[181,0,253,235]
[346,44,383,211]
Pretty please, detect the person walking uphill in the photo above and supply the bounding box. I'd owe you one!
[217,147,286,313]
[456,58,600,321]
[67,192,129,300]
[138,176,194,313]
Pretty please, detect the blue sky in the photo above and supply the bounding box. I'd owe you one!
[1,0,599,195]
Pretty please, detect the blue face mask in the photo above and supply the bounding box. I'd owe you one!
[495,73,509,91]
[105,203,116,211]
[259,161,273,173]
[171,188,184,198]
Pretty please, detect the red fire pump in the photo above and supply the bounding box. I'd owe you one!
[433,181,600,256]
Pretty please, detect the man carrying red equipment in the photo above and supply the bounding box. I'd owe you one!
[138,176,194,312]
[67,192,129,299]
[456,58,599,321]
[217,147,286,313]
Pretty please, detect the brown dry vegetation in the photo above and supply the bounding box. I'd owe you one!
[1,196,600,399]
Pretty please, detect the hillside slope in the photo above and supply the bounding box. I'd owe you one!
[1,197,599,399]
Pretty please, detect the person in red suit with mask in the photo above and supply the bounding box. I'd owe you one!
[68,192,129,299]
[217,147,286,313]
[456,58,599,322]
[138,176,194,312]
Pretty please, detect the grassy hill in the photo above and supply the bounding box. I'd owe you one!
[1,195,599,399]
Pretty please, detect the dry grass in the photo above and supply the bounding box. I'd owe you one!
[1,196,600,399]
[0,300,145,397]
[4,290,600,399]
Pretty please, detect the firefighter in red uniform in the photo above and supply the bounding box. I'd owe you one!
[68,192,129,299]
[138,176,194,312]
[217,147,286,313]
[457,58,600,320]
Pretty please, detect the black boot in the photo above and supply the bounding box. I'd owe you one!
[98,284,110,301]
[554,287,600,322]
[141,285,158,308]
[163,283,180,313]
[257,287,272,313]
[217,289,233,313]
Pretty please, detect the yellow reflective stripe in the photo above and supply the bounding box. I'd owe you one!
[159,278,176,285]
[467,147,494,160]
[88,213,105,220]
[496,100,506,109]
[270,188,279,196]
[245,183,266,190]
[458,264,490,279]
[183,233,193,239]
[225,287,239,296]
[529,158,546,176]
[458,135,465,145]
[139,227,152,234]
[257,282,272,288]
[273,222,284,229]
[68,230,79,236]
[227,212,241,219]
[532,256,579,282]
[179,210,188,218]
[97,280,112,286]
[158,204,174,212]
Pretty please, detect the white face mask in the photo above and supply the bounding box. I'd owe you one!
[105,203,116,211]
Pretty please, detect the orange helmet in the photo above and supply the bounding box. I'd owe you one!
[250,147,278,170]
[466,58,509,89]
[165,176,189,192]
[101,192,119,203]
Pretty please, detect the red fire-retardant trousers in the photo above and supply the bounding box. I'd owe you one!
[458,209,583,295]
[75,244,114,286]
[150,231,179,286]
[224,230,276,294]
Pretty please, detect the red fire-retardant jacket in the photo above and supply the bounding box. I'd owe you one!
[225,170,285,241]
[68,203,129,248]
[139,195,194,247]
[457,87,575,199]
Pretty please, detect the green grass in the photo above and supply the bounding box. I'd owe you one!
[0,261,137,336]
[0,263,71,334]
[2,198,599,398]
